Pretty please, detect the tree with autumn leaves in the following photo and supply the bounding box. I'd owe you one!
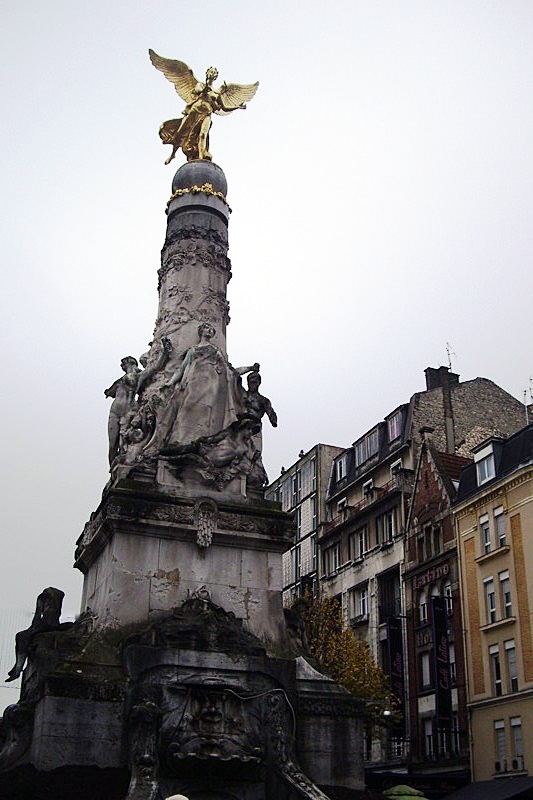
[298,594,394,725]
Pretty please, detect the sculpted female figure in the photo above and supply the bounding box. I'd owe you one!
[149,50,259,164]
[104,356,141,466]
[163,323,257,448]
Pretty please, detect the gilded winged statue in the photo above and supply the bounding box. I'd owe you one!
[149,50,259,164]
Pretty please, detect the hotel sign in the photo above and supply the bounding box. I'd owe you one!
[412,563,449,591]
[431,595,452,725]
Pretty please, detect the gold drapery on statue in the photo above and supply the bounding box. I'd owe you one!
[149,50,259,164]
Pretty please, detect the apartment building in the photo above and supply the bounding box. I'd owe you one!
[265,443,343,604]
[320,366,528,781]
[454,424,533,784]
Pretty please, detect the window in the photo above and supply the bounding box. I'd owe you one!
[494,506,506,547]
[421,652,431,688]
[485,578,496,624]
[438,726,449,757]
[424,525,433,559]
[499,571,512,617]
[279,479,291,511]
[310,458,316,492]
[337,497,347,513]
[480,514,491,554]
[476,453,495,485]
[356,525,368,558]
[505,640,518,692]
[494,720,506,764]
[451,715,460,756]
[291,474,299,506]
[295,506,302,540]
[444,582,453,614]
[388,411,402,442]
[367,428,379,457]
[417,535,425,563]
[336,456,347,482]
[489,645,502,695]
[323,543,340,575]
[311,534,317,572]
[310,494,317,531]
[419,588,428,624]
[355,429,380,466]
[390,458,402,476]
[449,642,456,685]
[386,511,395,542]
[362,479,373,498]
[354,440,366,466]
[358,586,369,616]
[432,525,442,556]
[424,717,434,758]
[350,526,367,559]
[291,545,301,582]
[511,717,523,757]
[350,584,369,618]
[377,510,395,544]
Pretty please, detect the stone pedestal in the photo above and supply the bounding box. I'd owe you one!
[75,480,294,650]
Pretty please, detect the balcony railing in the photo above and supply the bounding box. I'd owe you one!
[324,473,412,535]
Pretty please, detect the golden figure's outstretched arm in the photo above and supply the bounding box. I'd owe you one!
[148,50,199,105]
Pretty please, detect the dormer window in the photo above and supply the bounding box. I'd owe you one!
[387,411,402,442]
[336,456,347,482]
[475,445,496,485]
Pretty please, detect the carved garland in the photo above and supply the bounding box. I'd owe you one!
[166,183,232,213]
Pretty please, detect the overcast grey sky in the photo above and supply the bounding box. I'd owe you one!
[1,1,532,616]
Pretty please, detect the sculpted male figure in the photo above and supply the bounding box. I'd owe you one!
[242,371,277,485]
[244,371,277,432]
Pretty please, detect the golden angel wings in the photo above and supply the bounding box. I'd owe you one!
[149,50,259,164]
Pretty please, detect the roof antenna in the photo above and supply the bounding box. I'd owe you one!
[525,377,533,426]
[446,342,456,371]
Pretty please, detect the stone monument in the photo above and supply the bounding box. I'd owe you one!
[0,53,364,800]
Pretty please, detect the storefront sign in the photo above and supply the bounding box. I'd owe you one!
[431,595,452,725]
[413,562,449,591]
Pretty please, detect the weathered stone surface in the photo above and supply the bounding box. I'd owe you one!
[31,696,123,770]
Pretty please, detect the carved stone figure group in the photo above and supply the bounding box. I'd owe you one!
[105,324,276,489]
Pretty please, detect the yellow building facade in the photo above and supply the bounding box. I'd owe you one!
[455,426,533,783]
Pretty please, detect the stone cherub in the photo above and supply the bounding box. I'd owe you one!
[149,50,259,163]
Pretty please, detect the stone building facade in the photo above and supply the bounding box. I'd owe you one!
[454,423,533,784]
[403,432,471,790]
[265,444,343,605]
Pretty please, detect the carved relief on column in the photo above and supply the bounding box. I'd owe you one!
[194,498,217,548]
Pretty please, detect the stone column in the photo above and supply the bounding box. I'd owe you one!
[153,160,231,367]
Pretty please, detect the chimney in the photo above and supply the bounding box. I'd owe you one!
[419,426,435,443]
[424,366,460,391]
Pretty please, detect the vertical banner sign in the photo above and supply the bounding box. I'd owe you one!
[431,595,452,725]
[387,617,405,725]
